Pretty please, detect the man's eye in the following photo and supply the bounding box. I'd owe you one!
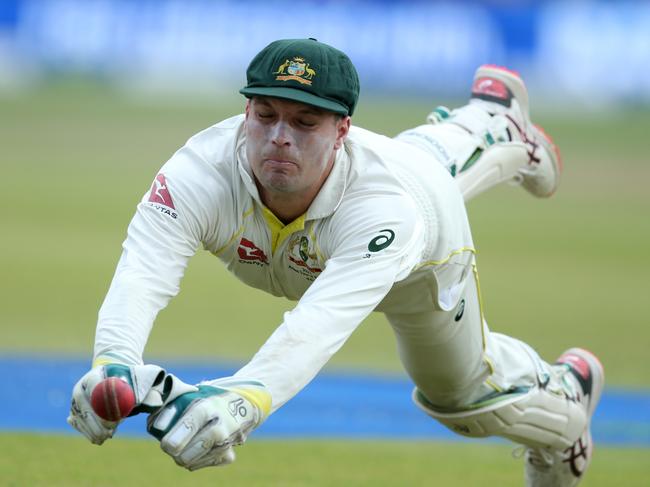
[257,112,273,119]
[299,120,317,127]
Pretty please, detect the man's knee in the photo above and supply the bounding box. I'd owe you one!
[412,386,586,450]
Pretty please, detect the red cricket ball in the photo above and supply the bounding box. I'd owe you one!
[90,377,136,422]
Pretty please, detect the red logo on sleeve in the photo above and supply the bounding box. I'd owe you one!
[148,174,175,209]
[238,238,269,264]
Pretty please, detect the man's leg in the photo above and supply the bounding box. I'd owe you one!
[395,65,562,201]
[385,267,603,487]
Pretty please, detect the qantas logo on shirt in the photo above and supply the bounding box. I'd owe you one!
[148,174,176,209]
[147,174,178,219]
[238,238,269,265]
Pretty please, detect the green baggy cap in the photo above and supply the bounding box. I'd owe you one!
[240,38,360,116]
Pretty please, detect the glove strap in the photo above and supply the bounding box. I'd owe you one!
[103,364,134,389]
[147,385,224,440]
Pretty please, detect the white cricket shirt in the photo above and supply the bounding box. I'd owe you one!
[95,114,474,410]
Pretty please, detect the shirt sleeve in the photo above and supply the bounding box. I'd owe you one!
[93,145,223,365]
[234,193,425,411]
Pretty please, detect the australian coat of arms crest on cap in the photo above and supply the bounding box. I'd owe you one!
[274,56,316,85]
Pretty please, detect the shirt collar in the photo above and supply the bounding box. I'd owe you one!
[236,128,351,221]
[236,131,262,203]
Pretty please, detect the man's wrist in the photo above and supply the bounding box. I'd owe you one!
[201,378,272,420]
[92,352,135,368]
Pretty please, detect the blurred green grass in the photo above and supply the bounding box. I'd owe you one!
[1,79,648,386]
[2,433,649,486]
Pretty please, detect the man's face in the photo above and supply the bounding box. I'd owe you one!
[245,97,350,199]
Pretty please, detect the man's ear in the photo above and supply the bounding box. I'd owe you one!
[334,116,351,150]
[244,99,251,119]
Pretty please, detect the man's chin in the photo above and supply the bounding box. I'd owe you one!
[261,175,297,194]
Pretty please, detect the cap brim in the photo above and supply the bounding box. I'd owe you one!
[240,86,349,115]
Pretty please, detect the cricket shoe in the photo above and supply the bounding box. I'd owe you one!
[523,348,605,487]
[428,65,563,198]
[470,64,563,197]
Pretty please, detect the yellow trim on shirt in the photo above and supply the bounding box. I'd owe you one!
[212,206,255,256]
[261,205,306,254]
[414,247,476,269]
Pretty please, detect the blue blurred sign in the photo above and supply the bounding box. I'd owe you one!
[0,0,648,104]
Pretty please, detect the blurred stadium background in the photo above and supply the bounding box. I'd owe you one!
[1,0,649,485]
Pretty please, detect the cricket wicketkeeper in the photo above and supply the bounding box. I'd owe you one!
[68,38,603,486]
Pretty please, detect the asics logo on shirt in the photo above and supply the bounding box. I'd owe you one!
[368,229,395,252]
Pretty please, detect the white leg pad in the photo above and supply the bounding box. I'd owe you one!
[413,387,586,451]
[395,123,482,175]
[456,143,527,201]
[396,123,529,201]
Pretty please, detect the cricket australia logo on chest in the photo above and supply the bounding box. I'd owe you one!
[287,235,322,281]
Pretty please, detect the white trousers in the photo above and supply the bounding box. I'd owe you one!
[385,265,552,410]
[391,121,563,412]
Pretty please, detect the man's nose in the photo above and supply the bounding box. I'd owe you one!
[271,122,292,146]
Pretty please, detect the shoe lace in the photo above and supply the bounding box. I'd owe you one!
[512,445,555,469]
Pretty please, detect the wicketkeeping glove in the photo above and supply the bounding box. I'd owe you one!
[67,363,168,445]
[147,377,271,470]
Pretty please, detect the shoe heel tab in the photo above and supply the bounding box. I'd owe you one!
[479,64,522,79]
